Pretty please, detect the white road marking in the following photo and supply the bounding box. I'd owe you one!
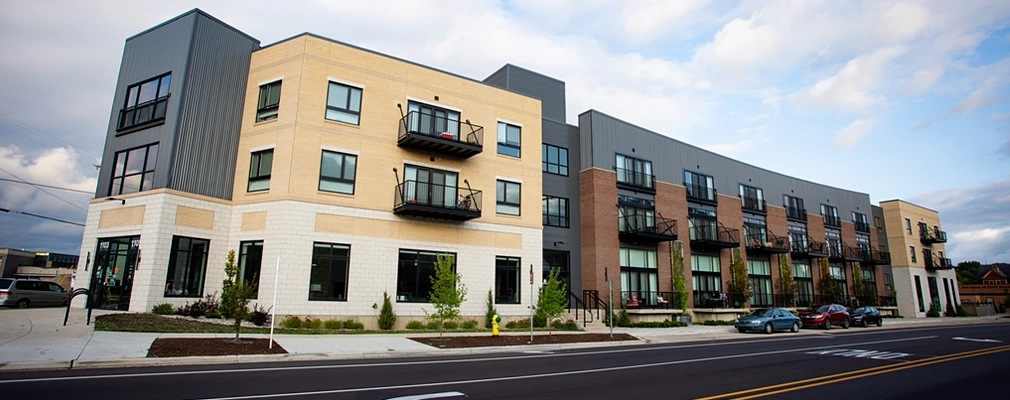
[805,348,911,360]
[953,336,1002,343]
[385,391,466,400]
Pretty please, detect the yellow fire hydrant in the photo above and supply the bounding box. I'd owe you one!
[492,314,501,336]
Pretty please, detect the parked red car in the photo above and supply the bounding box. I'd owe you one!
[799,304,850,329]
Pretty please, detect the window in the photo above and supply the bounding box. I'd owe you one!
[497,180,521,215]
[402,165,459,208]
[238,241,263,299]
[396,249,455,302]
[308,242,350,301]
[616,154,654,190]
[788,223,808,252]
[543,250,570,287]
[739,185,765,212]
[542,143,569,176]
[109,143,159,196]
[619,205,655,233]
[794,262,814,306]
[495,256,521,304]
[784,195,805,220]
[910,246,917,263]
[118,73,171,131]
[747,260,772,306]
[692,254,721,307]
[325,82,362,124]
[497,122,521,157]
[744,215,767,246]
[853,212,869,233]
[684,171,716,202]
[821,204,840,227]
[248,149,273,192]
[621,248,658,306]
[904,218,912,235]
[407,101,459,139]
[830,264,848,297]
[164,236,209,298]
[914,276,925,311]
[319,151,357,194]
[688,207,718,241]
[825,229,841,256]
[256,80,282,122]
[542,195,569,227]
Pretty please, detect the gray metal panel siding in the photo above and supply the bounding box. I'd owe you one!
[168,14,258,199]
[583,110,873,219]
[482,65,566,123]
[95,14,197,197]
[542,119,582,292]
[482,66,508,89]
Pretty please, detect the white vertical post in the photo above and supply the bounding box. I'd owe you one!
[269,256,280,349]
[529,264,534,343]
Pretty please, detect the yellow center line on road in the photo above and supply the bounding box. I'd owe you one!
[695,344,1010,400]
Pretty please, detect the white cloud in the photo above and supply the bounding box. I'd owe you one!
[620,0,711,43]
[798,47,905,111]
[951,78,1003,114]
[832,118,876,149]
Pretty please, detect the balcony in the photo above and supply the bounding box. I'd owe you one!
[919,227,948,244]
[619,213,678,243]
[786,207,807,222]
[746,229,790,255]
[117,95,169,133]
[686,184,718,205]
[829,243,861,262]
[690,222,740,251]
[393,180,481,221]
[822,214,841,227]
[791,237,830,258]
[621,291,681,309]
[397,110,483,158]
[859,247,891,265]
[741,196,766,214]
[855,220,871,233]
[924,253,954,270]
[615,167,656,194]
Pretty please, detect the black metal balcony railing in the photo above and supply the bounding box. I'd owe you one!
[117,96,169,131]
[393,180,481,221]
[792,237,829,258]
[741,196,766,213]
[919,226,948,244]
[925,255,954,270]
[746,229,790,254]
[621,291,681,310]
[786,206,807,221]
[619,213,678,243]
[397,110,483,158]
[822,214,841,227]
[686,184,718,204]
[855,220,871,233]
[615,167,656,193]
[878,296,898,307]
[690,222,740,250]
[828,242,861,261]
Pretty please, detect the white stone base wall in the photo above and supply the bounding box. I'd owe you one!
[892,266,959,318]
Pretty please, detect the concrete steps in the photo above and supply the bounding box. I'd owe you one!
[564,309,609,331]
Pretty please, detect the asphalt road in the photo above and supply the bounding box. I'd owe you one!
[3,323,1009,399]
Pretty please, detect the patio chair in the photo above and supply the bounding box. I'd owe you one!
[626,295,640,308]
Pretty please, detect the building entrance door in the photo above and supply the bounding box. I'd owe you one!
[90,236,140,311]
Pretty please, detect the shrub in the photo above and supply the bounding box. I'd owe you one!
[702,320,736,326]
[485,289,497,329]
[461,320,478,330]
[443,321,459,330]
[249,304,271,326]
[378,292,396,330]
[205,310,222,319]
[406,320,425,330]
[177,292,220,318]
[303,317,322,329]
[280,315,302,329]
[343,319,364,330]
[425,320,439,330]
[945,303,957,317]
[323,319,342,329]
[505,318,528,329]
[956,305,968,317]
[152,303,175,315]
[552,319,579,331]
[533,313,547,328]
[612,310,631,327]
[625,320,687,328]
[927,303,941,318]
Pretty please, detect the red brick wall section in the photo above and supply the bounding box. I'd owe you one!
[579,168,620,305]
[766,205,790,294]
[807,214,826,295]
[840,221,858,292]
[655,181,690,294]
[717,193,745,290]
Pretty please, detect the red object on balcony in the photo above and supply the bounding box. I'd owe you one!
[440,132,454,139]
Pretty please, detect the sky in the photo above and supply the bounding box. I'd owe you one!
[0,0,1008,263]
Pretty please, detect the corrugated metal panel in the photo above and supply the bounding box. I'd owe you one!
[583,110,873,218]
[542,119,582,292]
[482,65,566,123]
[482,65,508,89]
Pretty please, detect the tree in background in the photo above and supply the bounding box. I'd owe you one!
[777,254,796,307]
[851,262,864,303]
[429,254,467,338]
[726,248,751,308]
[220,249,254,342]
[956,260,981,285]
[537,268,568,335]
[378,291,396,330]
[670,241,689,312]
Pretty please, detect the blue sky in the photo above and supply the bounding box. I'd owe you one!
[0,0,1008,263]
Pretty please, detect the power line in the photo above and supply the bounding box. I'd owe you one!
[0,112,102,161]
[0,177,94,195]
[0,165,87,212]
[0,207,85,227]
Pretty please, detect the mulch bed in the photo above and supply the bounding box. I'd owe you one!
[410,333,638,348]
[147,338,288,357]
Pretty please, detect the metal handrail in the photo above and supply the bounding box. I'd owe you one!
[582,290,608,321]
[686,184,717,203]
[394,180,481,213]
[567,290,592,327]
[615,167,655,190]
[397,110,483,147]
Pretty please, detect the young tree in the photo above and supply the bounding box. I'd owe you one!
[777,254,795,307]
[429,254,467,338]
[851,262,864,303]
[670,241,689,312]
[817,258,842,303]
[484,289,497,329]
[378,291,396,330]
[537,268,568,335]
[726,248,751,308]
[220,249,254,342]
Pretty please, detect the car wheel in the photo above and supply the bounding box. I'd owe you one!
[764,323,773,334]
[876,318,883,327]
[842,319,849,329]
[824,320,831,330]
[791,322,800,333]
[15,299,29,309]
[738,328,747,333]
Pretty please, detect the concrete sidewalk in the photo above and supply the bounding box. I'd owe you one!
[1,307,1005,371]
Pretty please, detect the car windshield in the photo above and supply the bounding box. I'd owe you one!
[852,307,865,314]
[748,309,774,317]
[0,278,12,290]
[808,305,830,313]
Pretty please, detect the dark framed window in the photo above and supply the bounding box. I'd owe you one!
[542,143,568,176]
[914,275,925,312]
[109,143,159,196]
[794,262,814,306]
[821,204,840,227]
[904,218,912,235]
[118,73,171,131]
[829,264,848,297]
[238,241,263,299]
[909,246,916,263]
[402,165,459,208]
[685,170,716,202]
[164,236,209,298]
[747,260,772,307]
[256,80,282,122]
[691,254,721,307]
[542,195,569,227]
[319,151,357,194]
[248,149,273,192]
[739,184,765,212]
[406,101,460,139]
[396,249,455,303]
[620,248,658,306]
[497,122,521,157]
[325,82,362,124]
[309,242,350,301]
[616,154,654,190]
[853,212,870,233]
[497,180,521,215]
[543,250,570,287]
[495,256,521,304]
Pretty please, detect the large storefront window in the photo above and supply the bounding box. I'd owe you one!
[692,254,722,307]
[620,248,657,306]
[238,241,263,299]
[396,249,455,303]
[309,242,350,301]
[748,259,772,307]
[92,236,140,310]
[165,236,209,298]
[793,262,813,306]
[543,250,570,288]
[495,256,520,304]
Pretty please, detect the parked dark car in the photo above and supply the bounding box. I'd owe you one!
[849,306,883,327]
[799,304,850,329]
[735,308,801,334]
[0,278,70,308]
